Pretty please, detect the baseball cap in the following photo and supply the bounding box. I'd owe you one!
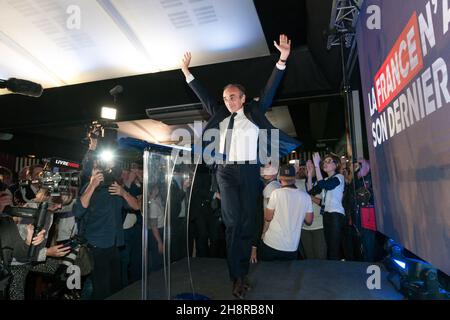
[279,164,295,177]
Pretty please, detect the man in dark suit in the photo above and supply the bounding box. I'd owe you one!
[181,34,300,299]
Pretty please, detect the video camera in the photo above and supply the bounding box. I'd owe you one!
[85,120,121,187]
[21,158,82,197]
[85,120,118,147]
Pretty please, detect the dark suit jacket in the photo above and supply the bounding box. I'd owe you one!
[188,65,301,160]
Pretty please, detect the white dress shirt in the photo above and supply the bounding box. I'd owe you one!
[218,108,259,161]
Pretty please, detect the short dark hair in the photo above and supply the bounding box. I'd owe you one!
[223,83,246,97]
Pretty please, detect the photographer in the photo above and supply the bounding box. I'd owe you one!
[1,218,46,263]
[1,190,46,262]
[0,218,46,300]
[1,197,46,300]
[73,164,139,300]
[7,188,71,300]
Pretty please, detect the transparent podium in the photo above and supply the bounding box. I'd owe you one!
[141,142,201,300]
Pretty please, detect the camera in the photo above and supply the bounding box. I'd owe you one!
[22,158,81,197]
[36,171,80,196]
[86,120,118,146]
[85,120,121,187]
[57,235,87,251]
[97,167,120,187]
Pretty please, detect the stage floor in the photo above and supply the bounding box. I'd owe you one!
[109,258,403,300]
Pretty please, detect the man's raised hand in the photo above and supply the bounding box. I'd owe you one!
[274,34,291,61]
[181,51,192,76]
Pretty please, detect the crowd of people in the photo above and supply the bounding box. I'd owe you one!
[0,147,377,300]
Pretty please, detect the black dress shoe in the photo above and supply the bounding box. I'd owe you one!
[232,278,245,299]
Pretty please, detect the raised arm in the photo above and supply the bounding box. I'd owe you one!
[306,160,315,192]
[312,153,324,182]
[79,170,103,209]
[181,52,219,116]
[259,34,291,112]
[181,52,192,79]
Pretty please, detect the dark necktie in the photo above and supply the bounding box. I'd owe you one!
[224,112,237,160]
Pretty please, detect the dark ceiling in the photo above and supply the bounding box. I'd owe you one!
[0,0,349,162]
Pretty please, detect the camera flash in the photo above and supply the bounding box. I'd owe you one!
[100,150,114,162]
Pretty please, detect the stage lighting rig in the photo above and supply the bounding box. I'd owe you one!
[384,239,449,300]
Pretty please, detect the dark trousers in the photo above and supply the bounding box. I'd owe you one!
[323,212,345,260]
[91,246,121,300]
[189,207,226,258]
[148,228,164,271]
[361,228,376,262]
[169,217,187,262]
[259,241,297,261]
[216,164,259,281]
[120,223,142,287]
[300,229,327,260]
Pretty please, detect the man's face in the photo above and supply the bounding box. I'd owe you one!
[121,170,130,181]
[223,86,245,113]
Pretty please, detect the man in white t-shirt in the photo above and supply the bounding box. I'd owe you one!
[250,164,281,263]
[261,165,281,209]
[261,164,313,261]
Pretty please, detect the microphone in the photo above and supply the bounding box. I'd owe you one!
[0,78,43,97]
[0,133,13,141]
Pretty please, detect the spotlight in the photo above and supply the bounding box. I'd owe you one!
[393,259,407,270]
[384,239,449,300]
[101,106,117,120]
